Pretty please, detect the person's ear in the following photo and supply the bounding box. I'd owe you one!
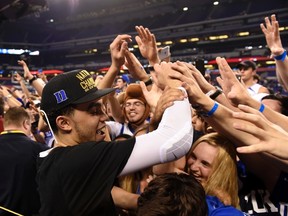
[56,116,72,132]
[23,119,31,131]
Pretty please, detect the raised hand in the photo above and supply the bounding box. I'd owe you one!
[124,50,150,81]
[233,104,288,160]
[216,57,250,106]
[260,14,284,56]
[110,34,132,69]
[18,60,33,80]
[135,26,160,65]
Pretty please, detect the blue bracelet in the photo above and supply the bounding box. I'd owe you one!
[206,102,219,117]
[274,50,287,62]
[259,103,265,113]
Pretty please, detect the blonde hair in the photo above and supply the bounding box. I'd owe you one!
[186,132,239,208]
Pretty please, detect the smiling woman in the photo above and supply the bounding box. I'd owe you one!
[185,132,239,208]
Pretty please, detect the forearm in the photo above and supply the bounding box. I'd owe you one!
[3,95,22,107]
[98,64,119,89]
[120,90,193,176]
[28,77,46,96]
[19,79,30,99]
[243,96,288,132]
[112,186,139,210]
[275,56,288,90]
[108,96,125,123]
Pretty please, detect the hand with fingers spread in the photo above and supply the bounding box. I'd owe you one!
[260,14,288,91]
[135,26,160,65]
[232,104,288,160]
[216,57,250,106]
[153,61,182,90]
[260,14,285,56]
[169,61,214,93]
[164,61,206,105]
[124,50,150,82]
[110,34,131,69]
[139,81,163,112]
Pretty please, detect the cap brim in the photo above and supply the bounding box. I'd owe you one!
[72,88,116,104]
[236,63,247,69]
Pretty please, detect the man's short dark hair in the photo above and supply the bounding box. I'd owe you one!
[262,94,288,116]
[137,173,207,216]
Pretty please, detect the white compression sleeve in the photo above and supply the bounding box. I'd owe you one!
[120,88,193,176]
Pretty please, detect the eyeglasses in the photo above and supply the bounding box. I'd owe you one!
[124,101,145,108]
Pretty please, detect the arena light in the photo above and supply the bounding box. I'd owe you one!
[238,32,250,36]
[179,39,188,43]
[164,41,173,45]
[190,38,199,42]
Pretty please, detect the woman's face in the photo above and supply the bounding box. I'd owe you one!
[187,141,219,183]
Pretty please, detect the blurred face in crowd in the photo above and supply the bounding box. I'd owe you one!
[67,99,108,143]
[124,99,146,123]
[187,141,219,183]
[116,78,126,90]
[238,67,255,83]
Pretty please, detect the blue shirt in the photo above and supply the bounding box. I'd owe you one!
[207,196,247,216]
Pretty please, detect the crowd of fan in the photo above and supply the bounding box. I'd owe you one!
[0,14,288,216]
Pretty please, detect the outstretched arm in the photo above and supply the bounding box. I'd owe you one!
[260,14,288,90]
[233,104,288,164]
[98,34,131,89]
[18,60,45,96]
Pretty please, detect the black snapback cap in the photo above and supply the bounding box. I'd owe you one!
[41,69,115,113]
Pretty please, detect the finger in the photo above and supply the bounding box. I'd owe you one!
[274,20,280,39]
[264,16,272,30]
[124,51,133,65]
[144,28,152,40]
[237,104,265,117]
[135,35,143,46]
[260,23,267,34]
[232,121,264,137]
[151,34,157,47]
[137,26,146,39]
[216,76,224,89]
[237,145,263,154]
[110,35,131,49]
[139,81,149,96]
[119,41,128,56]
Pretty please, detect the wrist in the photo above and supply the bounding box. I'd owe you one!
[110,62,122,72]
[272,48,285,56]
[29,76,37,85]
[273,49,287,62]
[148,57,161,66]
[206,86,223,100]
[143,76,153,86]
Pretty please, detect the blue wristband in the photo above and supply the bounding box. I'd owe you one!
[259,103,265,113]
[206,102,219,117]
[274,50,287,62]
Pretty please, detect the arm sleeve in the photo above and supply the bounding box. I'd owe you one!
[120,88,193,176]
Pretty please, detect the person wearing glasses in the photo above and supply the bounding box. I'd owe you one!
[106,83,151,140]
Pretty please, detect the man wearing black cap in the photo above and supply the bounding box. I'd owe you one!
[237,60,269,101]
[37,59,193,216]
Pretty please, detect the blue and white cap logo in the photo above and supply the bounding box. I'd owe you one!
[53,90,68,104]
